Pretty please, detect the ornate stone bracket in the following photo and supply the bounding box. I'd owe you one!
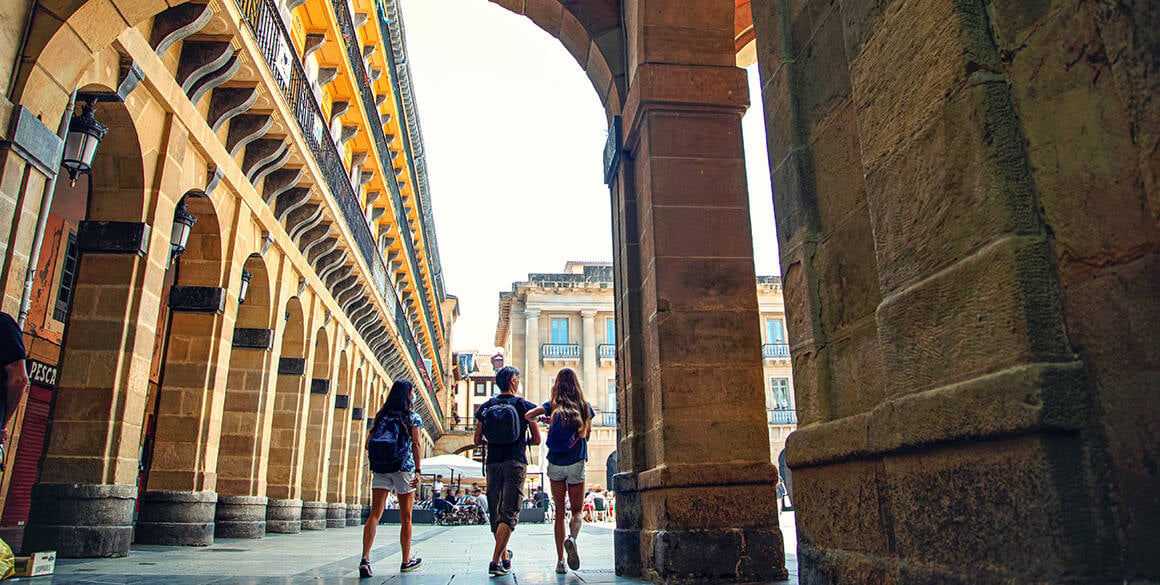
[150,3,212,56]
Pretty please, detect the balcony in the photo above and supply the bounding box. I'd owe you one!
[598,411,616,427]
[763,343,790,359]
[597,344,615,360]
[767,409,798,425]
[541,344,580,360]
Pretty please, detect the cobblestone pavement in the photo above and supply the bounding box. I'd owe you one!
[19,512,798,585]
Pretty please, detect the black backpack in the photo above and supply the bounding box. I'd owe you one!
[367,414,411,473]
[479,396,522,445]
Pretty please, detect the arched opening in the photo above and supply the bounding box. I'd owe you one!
[265,296,308,533]
[325,350,351,527]
[344,368,367,525]
[300,327,332,530]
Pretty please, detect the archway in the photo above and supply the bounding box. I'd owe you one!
[343,367,368,526]
[265,296,308,533]
[300,326,332,530]
[325,350,351,527]
[214,253,277,538]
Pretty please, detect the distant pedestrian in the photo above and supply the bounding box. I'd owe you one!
[360,380,424,578]
[523,367,594,573]
[0,312,28,451]
[475,365,541,576]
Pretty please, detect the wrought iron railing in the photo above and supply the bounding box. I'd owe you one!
[329,0,445,386]
[541,344,580,359]
[235,0,443,423]
[763,343,790,359]
[768,409,798,425]
[597,344,615,360]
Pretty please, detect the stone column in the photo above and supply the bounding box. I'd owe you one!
[611,1,786,582]
[524,308,541,403]
[23,219,169,557]
[581,310,598,401]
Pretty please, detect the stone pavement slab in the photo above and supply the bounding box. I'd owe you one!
[17,512,797,585]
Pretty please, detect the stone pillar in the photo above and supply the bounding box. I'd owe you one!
[581,310,598,399]
[326,502,348,528]
[25,219,169,557]
[134,491,218,546]
[265,498,302,533]
[300,500,328,530]
[524,308,541,403]
[611,2,786,582]
[214,495,267,539]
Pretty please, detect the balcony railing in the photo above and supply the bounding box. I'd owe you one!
[597,344,615,360]
[763,343,790,359]
[541,344,580,360]
[330,0,445,384]
[597,411,616,427]
[767,409,798,425]
[235,0,441,425]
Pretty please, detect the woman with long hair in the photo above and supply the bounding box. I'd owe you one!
[524,368,594,574]
[360,380,423,577]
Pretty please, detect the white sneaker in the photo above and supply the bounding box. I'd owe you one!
[563,536,580,570]
[555,560,567,574]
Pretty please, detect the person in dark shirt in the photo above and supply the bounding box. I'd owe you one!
[0,312,29,445]
[474,365,541,576]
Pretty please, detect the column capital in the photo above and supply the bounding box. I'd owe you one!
[581,310,598,319]
[525,308,541,319]
[621,63,748,148]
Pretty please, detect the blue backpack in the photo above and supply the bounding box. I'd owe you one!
[480,396,522,445]
[545,414,582,453]
[367,414,411,473]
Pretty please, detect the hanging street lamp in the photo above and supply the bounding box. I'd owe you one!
[60,100,109,187]
[239,269,253,304]
[170,199,197,261]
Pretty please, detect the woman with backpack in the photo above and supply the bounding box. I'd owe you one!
[360,380,423,577]
[523,367,594,574]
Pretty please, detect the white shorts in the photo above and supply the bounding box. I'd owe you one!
[371,471,416,494]
[546,461,586,485]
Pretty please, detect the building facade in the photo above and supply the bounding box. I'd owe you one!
[493,262,798,487]
[0,0,448,557]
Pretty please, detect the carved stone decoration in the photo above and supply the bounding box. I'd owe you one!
[297,224,333,258]
[249,143,292,186]
[350,151,368,168]
[262,168,303,206]
[338,286,365,313]
[284,203,321,241]
[303,33,326,58]
[316,67,338,87]
[323,263,353,289]
[369,207,386,221]
[329,100,349,125]
[150,3,212,56]
[315,251,347,283]
[226,114,273,157]
[241,139,288,183]
[208,87,258,132]
[288,205,324,242]
[380,114,392,127]
[352,12,369,28]
[306,237,339,265]
[375,94,387,107]
[204,165,224,198]
[365,190,382,205]
[188,55,240,106]
[362,45,375,60]
[330,276,359,302]
[338,125,358,145]
[369,68,382,82]
[359,171,373,187]
[176,41,233,95]
[117,57,144,100]
[274,187,311,222]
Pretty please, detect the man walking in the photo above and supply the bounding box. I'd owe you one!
[475,366,540,576]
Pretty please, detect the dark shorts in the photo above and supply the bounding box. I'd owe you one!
[486,460,527,532]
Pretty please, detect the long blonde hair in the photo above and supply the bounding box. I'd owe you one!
[549,368,590,438]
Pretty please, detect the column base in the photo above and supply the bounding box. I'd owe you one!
[23,483,136,558]
[326,502,348,528]
[135,490,217,546]
[345,504,360,526]
[361,504,371,525]
[214,495,267,539]
[300,501,328,530]
[643,527,788,584]
[265,499,302,534]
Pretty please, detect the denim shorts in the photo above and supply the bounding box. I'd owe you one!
[546,460,586,485]
[371,471,416,494]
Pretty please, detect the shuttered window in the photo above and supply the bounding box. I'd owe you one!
[52,233,79,323]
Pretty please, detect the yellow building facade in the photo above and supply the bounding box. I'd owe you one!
[0,0,447,556]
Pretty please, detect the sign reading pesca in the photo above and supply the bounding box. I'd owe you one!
[28,360,58,388]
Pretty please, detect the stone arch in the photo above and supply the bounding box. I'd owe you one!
[213,253,278,538]
[265,296,308,533]
[300,326,332,530]
[343,367,367,524]
[325,350,352,527]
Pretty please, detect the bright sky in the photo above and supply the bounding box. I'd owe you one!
[398,0,778,353]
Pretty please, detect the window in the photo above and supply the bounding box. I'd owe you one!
[607,378,616,411]
[605,318,615,344]
[550,318,569,344]
[766,319,786,344]
[474,381,488,396]
[770,378,791,410]
[53,233,80,323]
